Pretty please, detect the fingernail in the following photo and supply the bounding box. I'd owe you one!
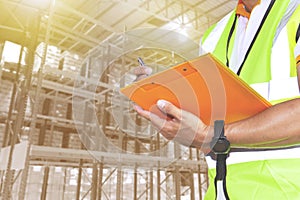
[157,100,167,110]
[145,67,152,74]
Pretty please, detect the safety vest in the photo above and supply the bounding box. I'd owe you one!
[201,1,300,199]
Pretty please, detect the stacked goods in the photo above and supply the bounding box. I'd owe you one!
[0,80,13,113]
[35,42,61,70]
[62,51,83,74]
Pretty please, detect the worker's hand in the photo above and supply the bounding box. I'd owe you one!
[133,65,152,81]
[133,99,213,153]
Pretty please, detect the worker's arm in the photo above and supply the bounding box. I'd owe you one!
[228,48,300,148]
[135,97,300,151]
[226,97,300,147]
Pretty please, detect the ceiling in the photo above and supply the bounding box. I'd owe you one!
[0,0,237,58]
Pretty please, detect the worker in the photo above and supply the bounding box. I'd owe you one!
[133,0,300,199]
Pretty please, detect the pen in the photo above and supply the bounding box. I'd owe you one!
[135,57,152,81]
[138,57,145,66]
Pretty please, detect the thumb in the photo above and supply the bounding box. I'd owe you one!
[157,100,181,119]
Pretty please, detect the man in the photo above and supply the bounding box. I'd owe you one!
[134,0,300,199]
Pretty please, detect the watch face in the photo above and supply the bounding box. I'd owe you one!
[213,139,230,154]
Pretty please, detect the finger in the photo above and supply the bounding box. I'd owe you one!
[157,100,182,120]
[133,104,151,120]
[133,66,152,76]
[133,105,170,140]
[134,105,170,137]
[148,113,175,139]
[135,74,148,82]
[134,103,179,140]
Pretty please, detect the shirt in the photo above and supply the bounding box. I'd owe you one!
[230,0,300,73]
[199,0,300,68]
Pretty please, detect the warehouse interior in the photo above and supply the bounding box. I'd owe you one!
[0,0,237,199]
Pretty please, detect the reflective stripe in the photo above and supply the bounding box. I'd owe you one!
[216,181,227,200]
[201,12,233,54]
[206,146,300,168]
[249,82,270,100]
[268,77,299,101]
[250,77,299,101]
[271,26,291,80]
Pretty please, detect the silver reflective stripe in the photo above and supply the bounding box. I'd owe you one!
[249,82,270,100]
[271,26,291,80]
[206,146,300,168]
[201,12,233,54]
[268,77,299,101]
[216,181,228,200]
[250,77,299,101]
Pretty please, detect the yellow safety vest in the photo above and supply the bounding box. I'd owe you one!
[201,1,300,199]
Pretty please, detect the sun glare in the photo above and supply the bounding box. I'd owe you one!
[2,41,26,64]
[24,0,54,9]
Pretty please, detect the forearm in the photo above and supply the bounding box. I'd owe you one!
[225,98,300,148]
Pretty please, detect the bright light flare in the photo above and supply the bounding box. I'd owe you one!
[24,0,54,9]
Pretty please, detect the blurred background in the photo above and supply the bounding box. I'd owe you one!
[0,0,236,199]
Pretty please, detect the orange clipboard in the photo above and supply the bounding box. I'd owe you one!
[120,53,271,125]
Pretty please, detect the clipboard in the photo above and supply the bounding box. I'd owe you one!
[120,53,271,125]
